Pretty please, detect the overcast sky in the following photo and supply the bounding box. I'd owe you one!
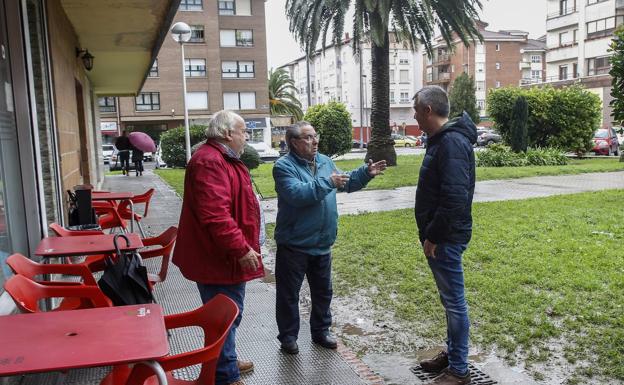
[265,0,548,70]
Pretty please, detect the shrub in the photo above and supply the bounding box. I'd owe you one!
[487,85,601,155]
[160,125,207,167]
[476,144,568,167]
[510,96,528,153]
[240,144,261,170]
[303,101,352,157]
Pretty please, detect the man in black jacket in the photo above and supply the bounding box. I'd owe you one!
[413,86,477,385]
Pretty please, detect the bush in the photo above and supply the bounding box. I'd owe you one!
[303,101,352,157]
[487,85,601,155]
[476,144,568,167]
[241,144,261,170]
[160,125,207,167]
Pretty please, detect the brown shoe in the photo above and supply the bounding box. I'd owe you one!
[419,350,449,373]
[237,360,254,374]
[425,368,471,385]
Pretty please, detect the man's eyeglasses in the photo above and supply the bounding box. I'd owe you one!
[297,134,320,141]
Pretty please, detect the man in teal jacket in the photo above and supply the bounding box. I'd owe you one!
[273,121,386,354]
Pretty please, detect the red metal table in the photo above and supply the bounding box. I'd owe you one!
[92,191,136,233]
[0,304,169,383]
[35,233,143,258]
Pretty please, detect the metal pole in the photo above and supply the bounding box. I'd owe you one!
[180,43,191,164]
[306,55,312,108]
[363,74,368,144]
[359,54,364,149]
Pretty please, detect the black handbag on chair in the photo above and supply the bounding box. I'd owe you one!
[97,234,153,306]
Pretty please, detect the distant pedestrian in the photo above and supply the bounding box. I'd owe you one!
[131,146,144,176]
[413,86,477,385]
[114,130,131,175]
[279,139,287,152]
[172,110,263,385]
[272,121,386,355]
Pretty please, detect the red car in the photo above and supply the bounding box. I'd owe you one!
[592,128,620,156]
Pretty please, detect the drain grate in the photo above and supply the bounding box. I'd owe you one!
[410,363,497,385]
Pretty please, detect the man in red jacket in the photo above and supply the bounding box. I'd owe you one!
[172,110,264,385]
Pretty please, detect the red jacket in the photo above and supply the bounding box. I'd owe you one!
[172,140,264,284]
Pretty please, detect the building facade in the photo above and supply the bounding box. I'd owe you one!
[423,21,547,118]
[0,0,176,317]
[99,0,271,145]
[279,34,424,143]
[542,0,623,126]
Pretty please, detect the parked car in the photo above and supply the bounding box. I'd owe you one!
[352,140,367,148]
[143,152,153,162]
[405,135,422,146]
[248,141,280,161]
[476,130,502,146]
[391,134,418,147]
[102,145,116,164]
[592,127,620,156]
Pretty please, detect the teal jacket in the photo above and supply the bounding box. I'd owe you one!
[273,152,373,255]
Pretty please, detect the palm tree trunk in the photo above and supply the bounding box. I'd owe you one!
[365,29,397,166]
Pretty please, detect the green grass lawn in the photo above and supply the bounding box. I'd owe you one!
[155,156,624,198]
[330,190,624,382]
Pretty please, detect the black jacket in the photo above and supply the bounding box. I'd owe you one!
[415,112,477,245]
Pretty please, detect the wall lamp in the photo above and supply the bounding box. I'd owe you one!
[76,48,94,71]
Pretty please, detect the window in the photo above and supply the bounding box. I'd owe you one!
[223,92,256,110]
[148,60,159,77]
[477,100,485,110]
[586,16,624,39]
[135,92,160,111]
[98,97,116,113]
[221,61,255,78]
[495,81,501,88]
[390,54,396,65]
[531,55,541,63]
[389,69,395,83]
[587,56,611,75]
[390,91,395,103]
[187,91,208,110]
[573,63,578,78]
[476,81,485,91]
[559,31,572,46]
[495,44,500,51]
[185,58,206,77]
[220,29,254,47]
[399,70,409,83]
[190,25,205,43]
[476,62,484,72]
[587,0,609,5]
[218,0,235,14]
[495,62,501,70]
[180,0,202,11]
[573,29,578,43]
[531,70,541,80]
[400,92,410,104]
[559,65,568,80]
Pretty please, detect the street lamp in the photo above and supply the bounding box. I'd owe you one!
[170,22,192,164]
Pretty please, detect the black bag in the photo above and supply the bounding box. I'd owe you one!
[97,234,153,306]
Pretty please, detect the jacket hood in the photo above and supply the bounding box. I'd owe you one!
[440,111,478,145]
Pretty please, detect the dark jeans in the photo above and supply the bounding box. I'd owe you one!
[133,160,143,173]
[275,245,333,343]
[427,242,470,376]
[119,151,130,173]
[197,282,245,385]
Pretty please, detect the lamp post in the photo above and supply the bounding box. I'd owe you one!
[362,74,368,146]
[170,22,192,164]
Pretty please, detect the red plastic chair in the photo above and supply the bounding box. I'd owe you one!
[139,226,177,286]
[99,294,239,385]
[48,223,107,271]
[95,203,129,233]
[117,189,155,237]
[3,274,112,313]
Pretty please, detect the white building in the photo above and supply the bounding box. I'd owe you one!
[544,0,623,125]
[279,34,424,142]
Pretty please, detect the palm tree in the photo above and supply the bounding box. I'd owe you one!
[286,0,483,165]
[269,68,304,120]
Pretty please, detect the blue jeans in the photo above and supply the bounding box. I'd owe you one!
[197,282,245,385]
[275,245,333,343]
[427,242,469,376]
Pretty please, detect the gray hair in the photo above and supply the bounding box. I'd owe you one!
[412,86,450,118]
[285,121,312,147]
[206,110,244,139]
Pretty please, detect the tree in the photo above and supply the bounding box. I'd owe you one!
[160,125,207,167]
[608,25,624,161]
[510,96,528,153]
[303,101,352,158]
[449,72,480,123]
[286,0,482,165]
[269,68,303,120]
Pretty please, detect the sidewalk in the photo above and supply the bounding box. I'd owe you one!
[260,171,624,224]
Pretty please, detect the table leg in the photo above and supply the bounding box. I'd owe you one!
[127,199,135,234]
[140,360,168,385]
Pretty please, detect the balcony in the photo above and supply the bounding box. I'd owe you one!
[519,61,531,70]
[547,6,576,20]
[519,78,543,86]
[427,72,451,84]
[433,54,451,64]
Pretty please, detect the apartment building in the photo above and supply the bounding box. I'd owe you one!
[423,21,547,118]
[279,33,424,143]
[99,0,271,145]
[543,0,623,125]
